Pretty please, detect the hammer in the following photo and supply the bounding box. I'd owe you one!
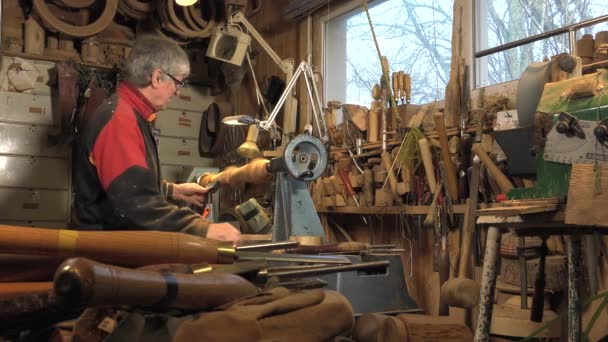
[440,155,481,308]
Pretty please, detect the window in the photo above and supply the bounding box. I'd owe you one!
[324,0,453,106]
[475,0,608,87]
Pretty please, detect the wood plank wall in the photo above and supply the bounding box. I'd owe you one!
[235,1,302,132]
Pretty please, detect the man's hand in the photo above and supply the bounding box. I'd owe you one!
[206,222,241,243]
[172,182,208,207]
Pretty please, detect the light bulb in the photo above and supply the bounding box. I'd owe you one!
[175,0,197,6]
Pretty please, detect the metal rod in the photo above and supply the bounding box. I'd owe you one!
[259,260,389,279]
[474,226,501,342]
[569,30,577,58]
[236,240,300,251]
[235,251,352,264]
[567,235,582,342]
[475,14,608,58]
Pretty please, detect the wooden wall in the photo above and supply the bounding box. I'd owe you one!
[235,1,303,131]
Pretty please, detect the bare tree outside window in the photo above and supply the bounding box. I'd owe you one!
[478,0,608,86]
[325,0,452,106]
[324,0,608,107]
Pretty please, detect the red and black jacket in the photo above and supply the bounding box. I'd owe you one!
[74,82,209,236]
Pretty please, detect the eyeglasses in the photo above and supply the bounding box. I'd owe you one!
[162,70,188,89]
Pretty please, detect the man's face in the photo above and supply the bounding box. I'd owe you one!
[155,71,187,110]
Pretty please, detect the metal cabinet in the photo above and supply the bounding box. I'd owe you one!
[0,57,70,227]
[167,86,213,112]
[0,123,67,157]
[157,136,214,167]
[0,188,69,221]
[0,91,58,126]
[157,86,215,180]
[0,155,69,189]
[154,109,202,139]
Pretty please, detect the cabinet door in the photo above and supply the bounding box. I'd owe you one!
[0,156,69,189]
[154,109,202,139]
[157,137,214,166]
[0,92,58,126]
[0,123,67,157]
[0,221,66,229]
[0,189,68,221]
[167,86,212,112]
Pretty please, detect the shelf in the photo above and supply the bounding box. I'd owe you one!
[316,204,469,215]
[4,51,113,70]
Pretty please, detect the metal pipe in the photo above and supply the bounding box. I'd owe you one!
[475,14,608,58]
[474,226,501,342]
[567,236,582,342]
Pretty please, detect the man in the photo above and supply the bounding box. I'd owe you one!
[74,35,240,242]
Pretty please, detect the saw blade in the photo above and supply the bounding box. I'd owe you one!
[544,119,608,164]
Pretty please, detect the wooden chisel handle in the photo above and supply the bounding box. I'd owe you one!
[381,151,403,204]
[0,225,226,267]
[398,71,405,101]
[433,113,459,201]
[418,138,437,194]
[404,73,412,103]
[286,242,368,254]
[423,182,443,227]
[392,72,399,99]
[53,258,258,310]
[471,144,514,194]
[0,282,53,299]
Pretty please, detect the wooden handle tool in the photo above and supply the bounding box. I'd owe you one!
[433,112,459,201]
[423,182,443,227]
[285,242,368,255]
[53,258,257,309]
[0,224,227,267]
[381,151,403,204]
[404,73,412,104]
[440,156,481,308]
[398,71,405,103]
[418,138,437,194]
[392,72,399,100]
[471,144,514,194]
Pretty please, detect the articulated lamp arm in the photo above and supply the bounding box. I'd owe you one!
[230,10,296,141]
[230,11,293,77]
[258,61,329,144]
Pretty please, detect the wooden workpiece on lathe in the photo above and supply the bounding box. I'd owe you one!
[198,158,271,187]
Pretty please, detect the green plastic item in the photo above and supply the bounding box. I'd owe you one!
[507,70,608,199]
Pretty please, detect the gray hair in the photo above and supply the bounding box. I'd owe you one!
[122,35,190,87]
